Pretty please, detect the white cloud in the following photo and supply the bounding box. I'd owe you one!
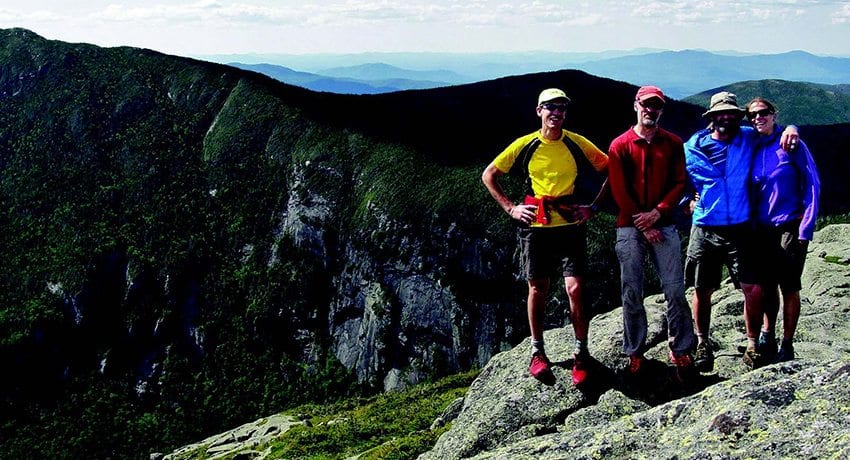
[2,0,849,56]
[82,1,614,29]
[93,1,302,25]
[630,0,816,26]
[0,7,64,23]
[90,1,443,26]
[834,3,850,23]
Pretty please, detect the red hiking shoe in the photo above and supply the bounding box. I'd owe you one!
[669,351,697,384]
[529,352,551,379]
[572,353,589,386]
[628,354,646,376]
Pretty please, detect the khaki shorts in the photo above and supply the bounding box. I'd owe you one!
[684,223,759,290]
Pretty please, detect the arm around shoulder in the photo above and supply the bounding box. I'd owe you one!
[780,125,799,151]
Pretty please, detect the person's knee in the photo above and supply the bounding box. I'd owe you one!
[742,283,763,300]
[528,279,549,300]
[565,279,582,298]
[694,287,713,306]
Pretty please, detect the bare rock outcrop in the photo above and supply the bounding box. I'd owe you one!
[421,224,850,459]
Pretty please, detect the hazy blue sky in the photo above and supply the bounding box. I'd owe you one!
[2,1,849,57]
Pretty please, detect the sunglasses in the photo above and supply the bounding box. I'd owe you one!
[747,109,774,119]
[540,102,568,112]
[638,99,665,111]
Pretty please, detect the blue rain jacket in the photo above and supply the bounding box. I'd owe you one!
[684,126,758,227]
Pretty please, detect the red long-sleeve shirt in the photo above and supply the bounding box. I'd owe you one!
[607,127,687,228]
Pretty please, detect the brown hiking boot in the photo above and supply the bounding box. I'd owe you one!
[694,342,714,372]
[742,346,766,369]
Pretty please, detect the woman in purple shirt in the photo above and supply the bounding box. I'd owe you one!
[746,97,820,363]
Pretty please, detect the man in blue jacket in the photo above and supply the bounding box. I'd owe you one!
[683,91,797,372]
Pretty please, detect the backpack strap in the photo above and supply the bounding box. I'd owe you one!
[511,137,542,196]
[564,133,607,207]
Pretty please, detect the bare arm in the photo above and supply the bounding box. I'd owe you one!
[482,163,536,225]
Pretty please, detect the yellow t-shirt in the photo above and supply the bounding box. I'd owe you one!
[493,129,608,226]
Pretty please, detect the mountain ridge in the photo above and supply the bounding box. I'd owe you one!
[580,49,850,98]
[315,61,466,83]
[229,61,456,94]
[209,48,850,99]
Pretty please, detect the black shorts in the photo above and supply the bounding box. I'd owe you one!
[756,221,808,293]
[519,224,587,280]
[684,223,759,290]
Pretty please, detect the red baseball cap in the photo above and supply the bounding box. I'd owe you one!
[635,85,665,103]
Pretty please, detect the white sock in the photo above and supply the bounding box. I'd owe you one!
[531,339,545,356]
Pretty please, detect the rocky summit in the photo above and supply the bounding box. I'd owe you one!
[420,223,850,459]
[163,224,849,459]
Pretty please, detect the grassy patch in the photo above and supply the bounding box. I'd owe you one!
[824,255,850,265]
[264,370,479,459]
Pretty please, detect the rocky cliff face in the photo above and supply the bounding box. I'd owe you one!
[421,223,850,459]
[276,157,527,391]
[325,217,524,391]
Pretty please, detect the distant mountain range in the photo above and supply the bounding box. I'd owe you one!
[317,62,467,84]
[228,62,458,94]
[211,50,850,112]
[201,49,658,81]
[580,50,850,99]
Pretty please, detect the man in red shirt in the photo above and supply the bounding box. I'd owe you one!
[607,86,696,383]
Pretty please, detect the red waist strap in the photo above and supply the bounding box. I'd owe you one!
[524,195,576,225]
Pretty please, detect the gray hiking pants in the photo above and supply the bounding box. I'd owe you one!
[615,225,696,357]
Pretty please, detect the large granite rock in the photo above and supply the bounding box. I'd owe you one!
[469,359,850,459]
[420,224,850,459]
[160,414,304,460]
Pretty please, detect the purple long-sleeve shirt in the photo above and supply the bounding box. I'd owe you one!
[751,125,820,240]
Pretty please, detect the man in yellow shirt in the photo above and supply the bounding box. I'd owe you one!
[482,88,608,385]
